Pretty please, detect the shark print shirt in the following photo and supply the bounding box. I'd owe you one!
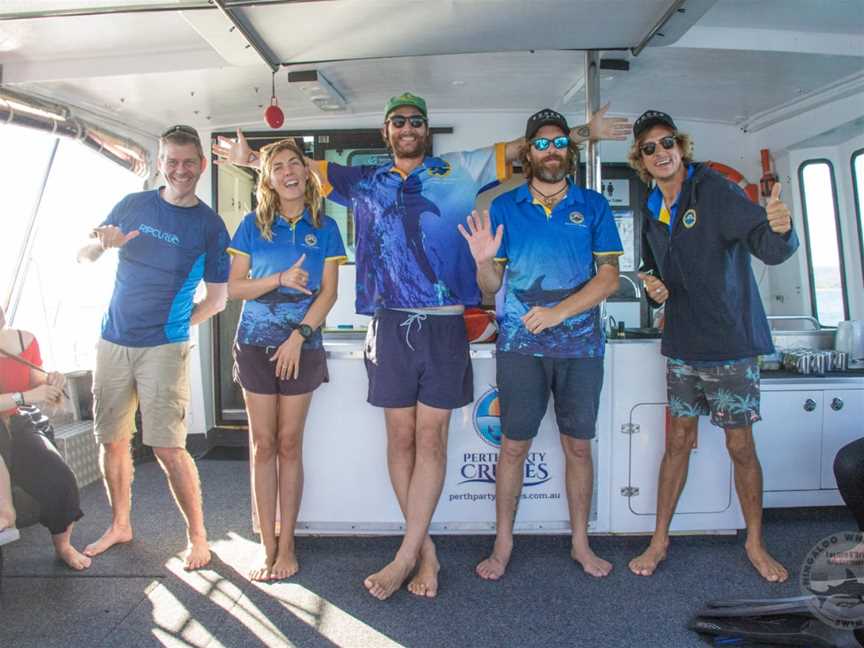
[491,181,623,359]
[99,189,230,347]
[318,146,510,315]
[228,210,347,348]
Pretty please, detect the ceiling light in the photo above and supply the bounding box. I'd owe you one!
[287,70,347,112]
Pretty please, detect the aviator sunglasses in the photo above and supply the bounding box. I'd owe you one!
[387,115,428,129]
[639,135,676,156]
[531,135,570,151]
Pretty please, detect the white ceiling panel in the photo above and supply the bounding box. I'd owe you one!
[699,0,864,34]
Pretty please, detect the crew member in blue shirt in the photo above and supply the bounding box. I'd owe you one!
[227,139,346,582]
[460,109,623,580]
[626,110,798,583]
[77,125,230,570]
[214,96,630,600]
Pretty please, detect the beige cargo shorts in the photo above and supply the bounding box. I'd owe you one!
[93,338,191,448]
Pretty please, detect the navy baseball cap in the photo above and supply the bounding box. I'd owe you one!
[525,108,570,140]
[633,110,677,139]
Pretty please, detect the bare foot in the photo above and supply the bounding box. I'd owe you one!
[745,542,788,583]
[249,543,277,582]
[364,557,414,600]
[476,539,513,581]
[571,544,612,578]
[629,541,668,576]
[84,525,133,557]
[407,541,439,597]
[270,551,300,581]
[56,544,92,571]
[829,542,864,565]
[182,539,211,571]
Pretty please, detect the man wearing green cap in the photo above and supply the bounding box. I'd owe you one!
[214,94,629,600]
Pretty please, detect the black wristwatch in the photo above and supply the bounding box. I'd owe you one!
[297,324,314,340]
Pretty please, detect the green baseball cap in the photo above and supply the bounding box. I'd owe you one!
[384,92,428,118]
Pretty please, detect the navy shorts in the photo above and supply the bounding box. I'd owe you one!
[233,342,328,396]
[364,309,473,409]
[497,352,604,441]
[667,357,761,428]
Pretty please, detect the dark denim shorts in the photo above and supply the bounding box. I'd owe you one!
[496,352,604,440]
[666,357,761,428]
[364,309,473,409]
[233,342,328,396]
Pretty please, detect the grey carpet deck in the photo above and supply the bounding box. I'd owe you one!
[0,453,856,648]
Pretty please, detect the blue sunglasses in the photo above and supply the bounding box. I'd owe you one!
[531,135,570,151]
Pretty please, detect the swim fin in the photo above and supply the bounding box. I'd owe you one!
[689,614,861,648]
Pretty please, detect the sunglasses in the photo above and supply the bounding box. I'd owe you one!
[387,115,427,129]
[639,135,676,156]
[161,124,201,140]
[531,136,570,151]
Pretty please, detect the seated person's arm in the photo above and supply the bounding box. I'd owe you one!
[0,452,15,531]
[190,282,228,326]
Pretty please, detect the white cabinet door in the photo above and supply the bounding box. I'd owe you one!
[756,390,823,491]
[821,389,864,489]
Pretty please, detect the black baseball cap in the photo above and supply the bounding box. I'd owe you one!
[525,108,570,140]
[633,110,677,140]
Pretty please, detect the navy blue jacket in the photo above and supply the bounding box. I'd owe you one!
[640,163,799,361]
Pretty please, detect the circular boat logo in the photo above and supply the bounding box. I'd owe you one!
[682,209,697,228]
[472,387,502,448]
[799,531,864,629]
[569,211,585,225]
[304,233,318,247]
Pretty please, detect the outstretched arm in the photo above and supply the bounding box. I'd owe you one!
[503,104,631,163]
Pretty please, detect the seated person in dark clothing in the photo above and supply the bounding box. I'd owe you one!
[0,304,88,570]
[831,437,864,565]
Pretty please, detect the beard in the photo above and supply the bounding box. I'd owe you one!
[534,155,568,183]
[389,132,427,159]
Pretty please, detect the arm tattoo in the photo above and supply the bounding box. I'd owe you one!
[595,255,620,270]
[575,125,590,139]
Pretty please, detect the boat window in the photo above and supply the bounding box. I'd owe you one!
[852,148,864,284]
[798,159,848,327]
[10,136,143,371]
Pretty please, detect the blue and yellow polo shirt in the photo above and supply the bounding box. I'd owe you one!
[316,145,510,315]
[646,164,695,231]
[490,181,623,358]
[228,209,347,348]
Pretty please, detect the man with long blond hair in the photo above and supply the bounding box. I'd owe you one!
[77,125,230,570]
[227,139,346,581]
[626,110,798,583]
[214,96,630,600]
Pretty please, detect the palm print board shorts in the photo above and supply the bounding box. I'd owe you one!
[666,357,761,429]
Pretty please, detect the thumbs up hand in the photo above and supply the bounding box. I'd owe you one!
[766,182,792,235]
[278,254,312,294]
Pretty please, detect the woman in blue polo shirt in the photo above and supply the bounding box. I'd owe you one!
[227,139,346,582]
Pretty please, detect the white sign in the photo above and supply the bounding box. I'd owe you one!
[601,179,630,207]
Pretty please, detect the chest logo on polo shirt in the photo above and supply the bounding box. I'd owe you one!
[427,161,452,177]
[682,209,697,229]
[568,211,585,226]
[304,233,318,247]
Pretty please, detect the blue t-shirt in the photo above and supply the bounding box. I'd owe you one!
[228,210,347,348]
[100,189,230,347]
[319,145,510,314]
[491,181,623,358]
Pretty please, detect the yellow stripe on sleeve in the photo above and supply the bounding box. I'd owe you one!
[227,247,250,257]
[314,160,333,198]
[325,255,348,265]
[494,257,508,264]
[495,142,512,182]
[593,251,625,256]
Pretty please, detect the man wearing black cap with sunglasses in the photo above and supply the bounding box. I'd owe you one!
[461,108,623,580]
[626,110,798,582]
[77,125,230,571]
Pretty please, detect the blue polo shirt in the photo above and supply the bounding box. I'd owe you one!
[318,145,510,314]
[100,189,230,347]
[490,181,623,358]
[228,210,347,348]
[646,164,695,231]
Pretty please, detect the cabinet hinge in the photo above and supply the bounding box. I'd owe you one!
[620,486,639,497]
[621,423,640,435]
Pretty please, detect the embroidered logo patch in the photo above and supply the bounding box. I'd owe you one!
[427,161,452,177]
[682,209,697,229]
[304,234,318,247]
[568,211,585,225]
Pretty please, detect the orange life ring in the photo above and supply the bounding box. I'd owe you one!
[707,161,760,204]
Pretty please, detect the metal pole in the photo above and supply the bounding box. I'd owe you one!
[212,0,280,73]
[584,50,601,193]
